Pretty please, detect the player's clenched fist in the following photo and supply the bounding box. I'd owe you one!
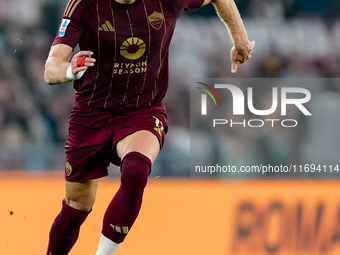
[230,40,255,73]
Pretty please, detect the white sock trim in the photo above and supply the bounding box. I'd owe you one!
[95,234,120,255]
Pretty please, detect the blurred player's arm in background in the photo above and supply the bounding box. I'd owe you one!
[44,44,95,85]
[202,0,255,73]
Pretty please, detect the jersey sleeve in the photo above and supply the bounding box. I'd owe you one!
[184,0,205,10]
[52,0,86,49]
[166,0,204,17]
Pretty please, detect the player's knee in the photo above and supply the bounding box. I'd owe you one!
[65,189,96,212]
[121,166,148,189]
[120,152,151,197]
[65,180,98,212]
[65,195,95,212]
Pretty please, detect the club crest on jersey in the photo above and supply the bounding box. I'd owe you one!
[59,19,70,37]
[148,11,164,30]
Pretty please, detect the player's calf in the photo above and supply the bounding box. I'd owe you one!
[46,200,91,255]
[103,151,150,242]
[96,151,151,254]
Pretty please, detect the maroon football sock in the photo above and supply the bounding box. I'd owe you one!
[46,199,91,255]
[102,151,151,243]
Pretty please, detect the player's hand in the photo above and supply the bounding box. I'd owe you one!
[70,51,96,75]
[230,40,255,73]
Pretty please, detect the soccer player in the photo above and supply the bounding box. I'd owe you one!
[44,0,254,254]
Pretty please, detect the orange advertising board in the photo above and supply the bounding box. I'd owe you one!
[1,171,340,255]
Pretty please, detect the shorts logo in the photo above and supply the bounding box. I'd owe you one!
[148,11,163,30]
[58,19,70,37]
[153,116,164,138]
[65,162,73,176]
[120,37,146,60]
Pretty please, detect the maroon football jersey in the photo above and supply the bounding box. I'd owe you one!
[53,0,204,109]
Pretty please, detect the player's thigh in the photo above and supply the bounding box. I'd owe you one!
[116,130,160,163]
[65,179,99,211]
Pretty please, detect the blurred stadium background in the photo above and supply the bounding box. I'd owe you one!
[1,0,340,254]
[1,0,340,176]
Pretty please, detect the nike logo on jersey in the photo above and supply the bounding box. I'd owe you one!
[110,224,129,234]
[99,20,114,32]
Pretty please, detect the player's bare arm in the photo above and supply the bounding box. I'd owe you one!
[44,44,96,85]
[203,0,255,73]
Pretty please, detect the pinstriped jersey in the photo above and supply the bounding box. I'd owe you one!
[53,0,204,109]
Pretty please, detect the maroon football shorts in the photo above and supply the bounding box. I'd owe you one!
[64,101,168,182]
